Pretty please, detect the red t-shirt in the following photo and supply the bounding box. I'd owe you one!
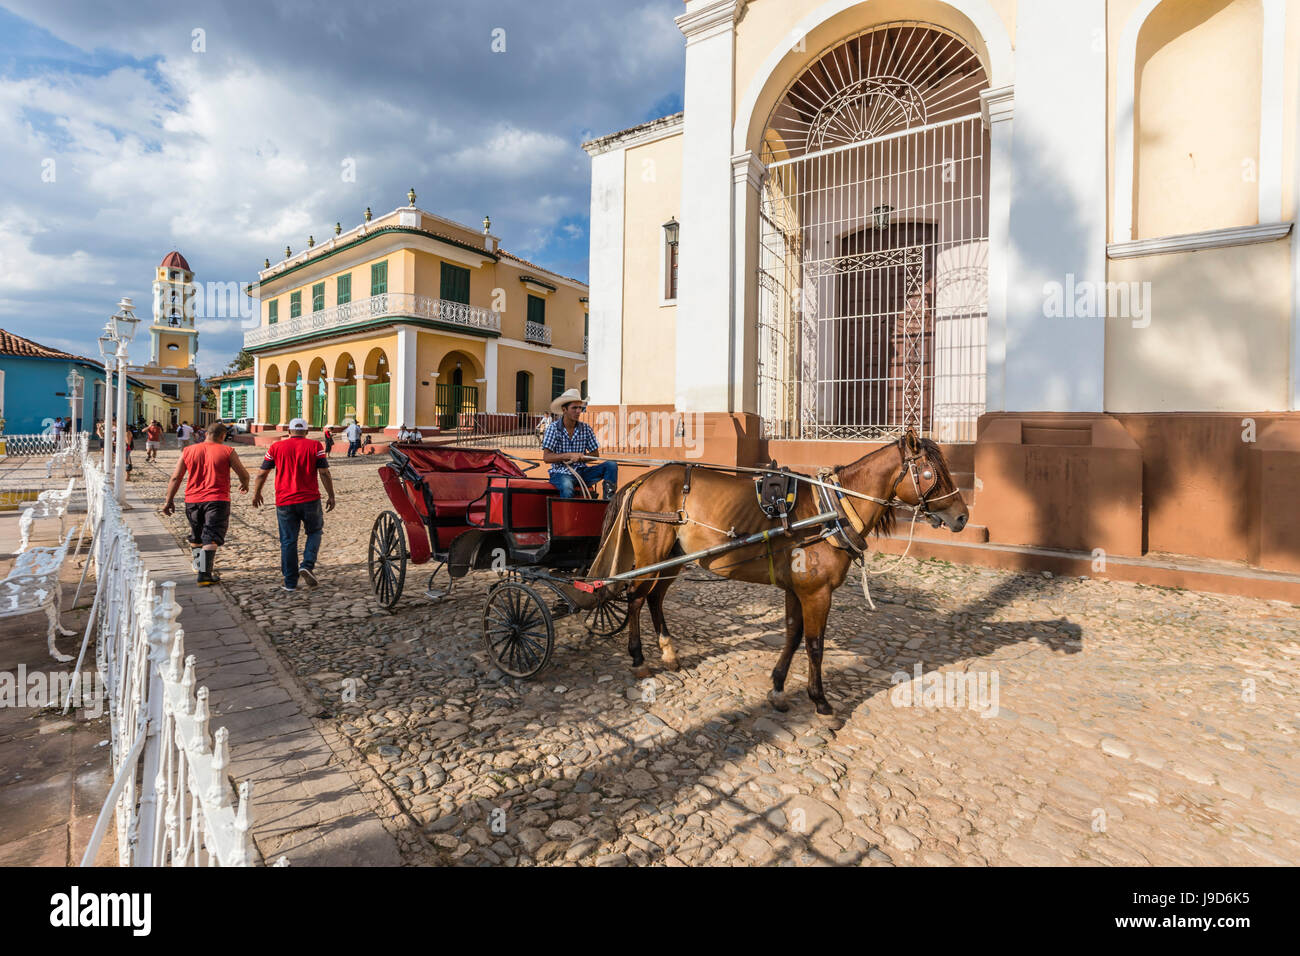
[261,436,328,506]
[182,441,235,502]
[146,425,162,442]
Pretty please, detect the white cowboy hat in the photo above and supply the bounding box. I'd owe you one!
[550,388,586,417]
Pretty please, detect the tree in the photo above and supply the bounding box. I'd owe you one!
[224,350,254,374]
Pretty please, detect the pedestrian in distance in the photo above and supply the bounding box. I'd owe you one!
[145,420,163,462]
[162,422,250,586]
[344,419,362,458]
[252,417,336,593]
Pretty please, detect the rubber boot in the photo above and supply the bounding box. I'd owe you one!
[196,548,220,586]
[192,546,205,585]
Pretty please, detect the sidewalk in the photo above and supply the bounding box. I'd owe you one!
[116,482,401,865]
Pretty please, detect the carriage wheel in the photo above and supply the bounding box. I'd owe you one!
[368,511,407,609]
[482,582,554,680]
[584,593,631,637]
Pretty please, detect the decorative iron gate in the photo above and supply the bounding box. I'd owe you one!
[757,22,990,442]
[436,383,478,431]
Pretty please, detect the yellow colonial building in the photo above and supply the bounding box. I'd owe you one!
[244,197,589,436]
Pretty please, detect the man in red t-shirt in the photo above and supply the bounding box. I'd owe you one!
[162,422,251,586]
[144,420,163,462]
[252,418,336,592]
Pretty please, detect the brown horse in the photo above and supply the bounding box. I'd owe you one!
[591,429,968,717]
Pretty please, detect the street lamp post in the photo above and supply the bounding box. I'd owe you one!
[66,369,84,439]
[98,327,115,476]
[110,298,140,506]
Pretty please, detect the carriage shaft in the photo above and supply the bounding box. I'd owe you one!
[600,511,840,584]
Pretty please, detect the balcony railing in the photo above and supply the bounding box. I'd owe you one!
[524,321,551,346]
[245,293,500,349]
[583,335,588,354]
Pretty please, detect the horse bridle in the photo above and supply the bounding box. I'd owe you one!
[829,436,961,524]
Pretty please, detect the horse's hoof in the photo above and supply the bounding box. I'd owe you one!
[813,702,836,718]
[768,690,789,713]
[632,665,653,680]
[664,658,681,672]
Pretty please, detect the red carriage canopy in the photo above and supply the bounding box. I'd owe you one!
[389,443,527,477]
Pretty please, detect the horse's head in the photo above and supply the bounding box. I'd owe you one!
[890,428,969,533]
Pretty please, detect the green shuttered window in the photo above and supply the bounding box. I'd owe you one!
[371,261,388,296]
[337,274,351,305]
[440,262,470,304]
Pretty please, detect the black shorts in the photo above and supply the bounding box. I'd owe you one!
[185,501,231,546]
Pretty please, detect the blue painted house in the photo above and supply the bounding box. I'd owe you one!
[208,370,256,423]
[0,329,152,435]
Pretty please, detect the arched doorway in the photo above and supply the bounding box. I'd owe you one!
[307,357,328,427]
[515,370,532,424]
[435,350,481,431]
[284,360,303,424]
[757,21,990,443]
[334,353,357,424]
[263,363,281,426]
[363,348,390,428]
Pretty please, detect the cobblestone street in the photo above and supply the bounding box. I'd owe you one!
[131,447,1300,866]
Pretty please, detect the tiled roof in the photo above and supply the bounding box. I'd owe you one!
[161,250,191,271]
[0,328,92,362]
[498,250,586,288]
[205,370,255,384]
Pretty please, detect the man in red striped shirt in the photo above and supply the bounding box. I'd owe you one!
[252,418,336,592]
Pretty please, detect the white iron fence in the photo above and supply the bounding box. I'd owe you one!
[73,452,258,866]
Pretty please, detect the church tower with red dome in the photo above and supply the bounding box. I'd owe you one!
[129,250,203,429]
[152,250,197,369]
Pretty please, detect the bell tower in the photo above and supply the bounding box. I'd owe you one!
[151,251,198,368]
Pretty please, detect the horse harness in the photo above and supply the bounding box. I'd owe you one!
[622,439,960,583]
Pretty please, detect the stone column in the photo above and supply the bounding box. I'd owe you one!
[981,85,1015,413]
[674,0,743,413]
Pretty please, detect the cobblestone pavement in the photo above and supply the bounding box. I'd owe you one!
[130,447,1300,866]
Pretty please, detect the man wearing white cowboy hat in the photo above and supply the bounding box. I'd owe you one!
[541,388,617,499]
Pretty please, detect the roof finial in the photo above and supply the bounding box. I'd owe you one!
[334,222,342,236]
[284,245,291,259]
[483,214,491,233]
[408,187,416,207]
[364,207,372,222]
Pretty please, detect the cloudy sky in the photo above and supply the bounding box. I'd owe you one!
[0,0,685,375]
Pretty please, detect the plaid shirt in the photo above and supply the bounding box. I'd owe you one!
[541,419,599,478]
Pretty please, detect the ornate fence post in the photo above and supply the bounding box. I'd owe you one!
[134,580,181,866]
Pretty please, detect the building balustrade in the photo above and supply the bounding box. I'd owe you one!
[244,293,501,348]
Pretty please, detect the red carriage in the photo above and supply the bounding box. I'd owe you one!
[368,443,631,678]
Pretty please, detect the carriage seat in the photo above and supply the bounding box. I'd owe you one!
[414,472,495,521]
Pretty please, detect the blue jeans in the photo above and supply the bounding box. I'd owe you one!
[277,500,324,588]
[551,460,617,499]
[347,439,361,457]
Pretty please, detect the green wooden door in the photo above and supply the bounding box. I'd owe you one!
[337,385,356,422]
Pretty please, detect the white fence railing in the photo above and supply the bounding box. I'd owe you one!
[1,432,86,458]
[74,453,258,866]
